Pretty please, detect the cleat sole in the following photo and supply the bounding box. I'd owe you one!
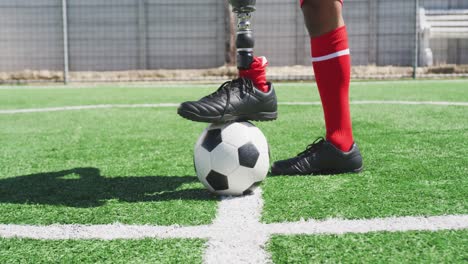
[270,166,363,176]
[178,108,277,123]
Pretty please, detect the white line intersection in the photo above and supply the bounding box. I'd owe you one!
[1,189,468,264]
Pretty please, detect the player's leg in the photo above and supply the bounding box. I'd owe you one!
[271,0,363,176]
[177,0,277,123]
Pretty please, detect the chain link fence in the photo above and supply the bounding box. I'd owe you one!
[0,0,467,83]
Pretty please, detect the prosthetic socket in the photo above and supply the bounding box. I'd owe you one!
[229,0,256,69]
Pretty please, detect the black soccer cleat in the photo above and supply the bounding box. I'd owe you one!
[270,138,363,176]
[177,77,277,123]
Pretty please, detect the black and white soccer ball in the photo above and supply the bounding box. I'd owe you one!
[194,122,270,196]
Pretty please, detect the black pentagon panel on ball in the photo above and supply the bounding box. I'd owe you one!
[206,170,229,191]
[201,129,222,152]
[238,142,260,168]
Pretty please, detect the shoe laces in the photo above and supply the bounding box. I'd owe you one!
[208,77,256,118]
[297,137,325,156]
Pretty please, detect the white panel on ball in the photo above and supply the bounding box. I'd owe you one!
[253,153,270,182]
[249,126,269,155]
[227,166,256,195]
[220,122,251,148]
[194,146,211,176]
[240,121,255,128]
[210,142,240,175]
[194,146,214,192]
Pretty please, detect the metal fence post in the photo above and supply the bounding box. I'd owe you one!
[137,0,148,70]
[413,0,419,79]
[295,3,306,65]
[62,0,70,84]
[368,0,378,65]
[224,2,235,65]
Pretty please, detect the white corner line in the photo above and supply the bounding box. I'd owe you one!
[0,104,179,114]
[1,101,467,115]
[265,214,468,235]
[203,188,271,264]
[1,188,467,264]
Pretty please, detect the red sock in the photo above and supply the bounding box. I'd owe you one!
[311,26,354,151]
[239,56,269,92]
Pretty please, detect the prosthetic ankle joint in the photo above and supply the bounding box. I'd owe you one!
[229,0,256,69]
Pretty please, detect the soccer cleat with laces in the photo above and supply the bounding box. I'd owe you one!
[270,138,363,176]
[177,77,277,123]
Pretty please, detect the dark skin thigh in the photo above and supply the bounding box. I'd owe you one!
[301,0,345,38]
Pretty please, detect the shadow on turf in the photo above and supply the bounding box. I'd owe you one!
[0,167,216,207]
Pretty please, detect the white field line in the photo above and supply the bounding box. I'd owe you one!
[203,188,270,264]
[1,101,468,115]
[1,189,468,264]
[0,104,178,114]
[266,215,468,235]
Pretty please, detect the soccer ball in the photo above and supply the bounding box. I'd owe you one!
[194,122,270,196]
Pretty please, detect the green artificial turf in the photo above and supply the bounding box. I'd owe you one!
[261,103,468,222]
[0,108,217,225]
[0,238,205,264]
[0,80,467,225]
[268,230,468,263]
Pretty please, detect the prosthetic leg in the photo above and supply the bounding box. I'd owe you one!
[177,0,277,123]
[229,0,256,70]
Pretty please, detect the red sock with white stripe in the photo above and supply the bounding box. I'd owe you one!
[239,56,270,93]
[311,25,354,151]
